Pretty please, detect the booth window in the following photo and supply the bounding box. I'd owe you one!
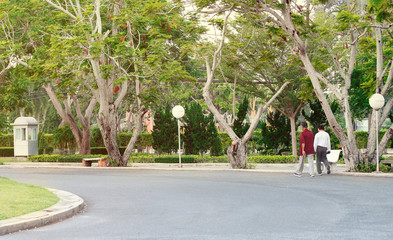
[28,128,37,140]
[16,128,26,141]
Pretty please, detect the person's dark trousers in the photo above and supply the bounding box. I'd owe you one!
[316,146,330,174]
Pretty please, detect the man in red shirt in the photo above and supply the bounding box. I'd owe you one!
[294,121,316,177]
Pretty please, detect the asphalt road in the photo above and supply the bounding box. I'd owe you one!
[1,168,393,240]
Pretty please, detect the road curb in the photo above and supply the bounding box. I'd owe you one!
[0,188,85,236]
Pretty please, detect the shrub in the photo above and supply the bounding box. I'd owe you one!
[90,127,104,147]
[154,156,196,163]
[58,155,106,162]
[30,154,60,162]
[91,147,127,155]
[248,155,298,164]
[29,154,106,162]
[152,105,178,154]
[129,153,155,163]
[0,134,13,147]
[0,147,13,157]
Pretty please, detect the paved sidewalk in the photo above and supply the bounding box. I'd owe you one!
[2,161,393,178]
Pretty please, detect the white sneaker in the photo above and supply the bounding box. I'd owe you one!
[293,172,302,177]
[310,174,315,177]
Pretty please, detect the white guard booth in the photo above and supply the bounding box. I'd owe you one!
[13,117,39,157]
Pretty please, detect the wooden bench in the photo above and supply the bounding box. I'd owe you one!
[82,158,107,167]
[380,159,393,167]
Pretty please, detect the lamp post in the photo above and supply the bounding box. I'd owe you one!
[172,105,185,168]
[369,93,385,172]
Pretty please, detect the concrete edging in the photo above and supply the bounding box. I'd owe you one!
[0,188,85,236]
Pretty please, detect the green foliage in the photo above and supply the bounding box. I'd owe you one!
[90,147,126,155]
[209,117,224,156]
[152,105,178,154]
[248,155,298,164]
[302,100,339,134]
[90,127,104,147]
[0,112,11,134]
[0,134,13,147]
[117,133,153,150]
[233,96,250,138]
[154,156,196,163]
[183,102,217,155]
[355,162,376,172]
[257,111,291,154]
[52,126,76,151]
[0,147,13,157]
[29,154,106,162]
[128,153,296,164]
[38,133,54,154]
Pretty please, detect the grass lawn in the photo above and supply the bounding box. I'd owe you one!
[0,177,59,220]
[0,157,13,164]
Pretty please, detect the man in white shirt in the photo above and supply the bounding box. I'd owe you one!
[314,124,331,175]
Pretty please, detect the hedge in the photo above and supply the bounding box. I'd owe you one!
[29,154,106,162]
[154,156,196,163]
[3,130,392,155]
[0,134,13,147]
[248,155,298,163]
[90,147,128,155]
[0,147,13,157]
[129,154,297,164]
[27,153,297,164]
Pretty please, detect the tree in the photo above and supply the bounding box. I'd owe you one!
[302,100,340,134]
[207,113,223,156]
[257,111,291,155]
[193,0,393,171]
[152,105,177,154]
[37,0,203,165]
[183,102,211,155]
[214,16,309,156]
[232,96,250,138]
[200,11,289,168]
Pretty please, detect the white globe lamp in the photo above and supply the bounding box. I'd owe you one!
[172,105,185,119]
[172,105,185,168]
[369,93,385,172]
[369,93,385,110]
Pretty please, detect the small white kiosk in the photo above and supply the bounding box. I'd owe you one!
[13,117,39,159]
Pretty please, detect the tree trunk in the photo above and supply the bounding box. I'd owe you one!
[289,116,297,156]
[227,141,248,169]
[297,53,362,170]
[43,84,96,155]
[122,107,147,166]
[97,101,123,164]
[366,110,377,164]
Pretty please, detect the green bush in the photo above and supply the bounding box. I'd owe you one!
[53,126,76,150]
[91,147,127,155]
[29,154,60,162]
[29,154,106,162]
[154,156,196,163]
[248,155,298,164]
[219,132,231,149]
[129,153,156,163]
[58,155,106,162]
[0,147,13,157]
[0,134,13,147]
[355,163,376,172]
[90,127,104,147]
